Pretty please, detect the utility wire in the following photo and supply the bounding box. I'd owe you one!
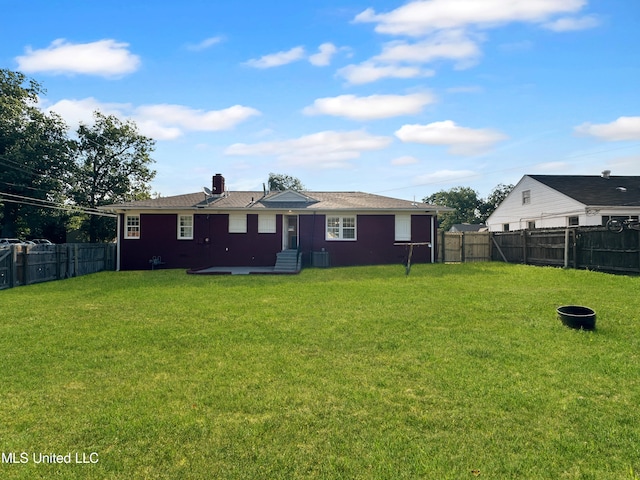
[0,191,117,218]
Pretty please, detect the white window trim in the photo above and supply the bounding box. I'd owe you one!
[522,190,531,205]
[395,215,411,241]
[229,213,247,234]
[258,214,277,234]
[125,215,140,239]
[177,214,194,240]
[326,215,357,241]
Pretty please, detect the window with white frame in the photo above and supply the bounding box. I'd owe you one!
[395,215,411,241]
[125,215,140,239]
[522,190,531,205]
[326,216,356,240]
[228,214,247,233]
[568,216,579,226]
[178,215,193,239]
[258,214,276,233]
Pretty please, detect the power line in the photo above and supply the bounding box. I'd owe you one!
[0,191,116,218]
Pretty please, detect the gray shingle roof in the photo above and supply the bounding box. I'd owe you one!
[529,175,640,207]
[102,190,451,212]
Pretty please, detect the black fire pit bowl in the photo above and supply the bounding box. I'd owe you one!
[557,305,596,330]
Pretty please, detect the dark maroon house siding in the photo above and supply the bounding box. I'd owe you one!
[298,214,434,267]
[118,212,435,270]
[119,213,283,270]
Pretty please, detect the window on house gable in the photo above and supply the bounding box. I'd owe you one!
[522,190,531,205]
[229,214,247,233]
[178,215,193,239]
[125,215,140,239]
[395,215,411,241]
[326,216,356,240]
[568,216,579,227]
[503,223,510,232]
[258,214,276,234]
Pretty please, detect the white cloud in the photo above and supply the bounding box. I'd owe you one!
[244,46,306,68]
[303,93,436,121]
[45,97,131,129]
[135,104,260,132]
[391,155,420,166]
[16,39,140,77]
[46,98,260,140]
[574,117,640,141]
[395,120,507,155]
[225,130,393,168]
[354,0,587,36]
[374,31,482,68]
[309,43,338,66]
[414,169,478,184]
[187,36,224,51]
[543,15,600,32]
[337,62,433,85]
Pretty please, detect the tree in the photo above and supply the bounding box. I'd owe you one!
[478,183,514,223]
[424,186,482,231]
[268,172,305,191]
[0,69,75,238]
[71,111,156,242]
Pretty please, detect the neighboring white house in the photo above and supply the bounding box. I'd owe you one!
[487,173,640,231]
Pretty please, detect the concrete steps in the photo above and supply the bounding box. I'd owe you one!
[274,250,300,272]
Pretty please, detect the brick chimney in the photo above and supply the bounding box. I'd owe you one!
[212,173,225,196]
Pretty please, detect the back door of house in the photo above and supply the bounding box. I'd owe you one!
[284,215,298,250]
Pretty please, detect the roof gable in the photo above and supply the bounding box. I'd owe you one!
[260,190,318,205]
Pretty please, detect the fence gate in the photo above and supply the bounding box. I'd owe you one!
[440,231,491,263]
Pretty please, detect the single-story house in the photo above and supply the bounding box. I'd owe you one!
[448,224,487,233]
[486,173,640,231]
[101,174,452,271]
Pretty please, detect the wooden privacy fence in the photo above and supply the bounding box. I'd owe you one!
[438,231,491,263]
[0,243,116,290]
[438,227,640,274]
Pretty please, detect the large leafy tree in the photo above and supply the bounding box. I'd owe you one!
[0,69,74,238]
[424,186,482,231]
[71,111,156,242]
[425,183,516,230]
[268,172,305,191]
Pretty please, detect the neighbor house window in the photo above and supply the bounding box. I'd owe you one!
[522,190,531,205]
[228,214,247,233]
[258,214,276,234]
[125,215,140,239]
[178,215,193,239]
[503,223,510,232]
[568,216,579,226]
[527,221,536,230]
[395,215,411,241]
[326,216,356,240]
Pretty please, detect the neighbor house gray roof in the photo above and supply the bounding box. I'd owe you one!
[101,190,452,213]
[529,175,640,207]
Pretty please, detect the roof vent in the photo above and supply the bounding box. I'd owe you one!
[601,170,611,179]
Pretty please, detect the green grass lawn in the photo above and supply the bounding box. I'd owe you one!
[1,263,640,479]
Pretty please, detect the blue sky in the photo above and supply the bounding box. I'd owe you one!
[2,0,639,200]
